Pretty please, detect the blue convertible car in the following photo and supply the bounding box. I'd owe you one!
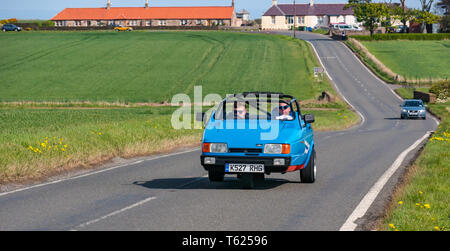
[199,92,316,188]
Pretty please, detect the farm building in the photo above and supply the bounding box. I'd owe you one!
[262,0,356,30]
[51,0,242,27]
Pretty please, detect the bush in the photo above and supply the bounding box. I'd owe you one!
[350,33,450,41]
[40,20,54,27]
[429,80,450,100]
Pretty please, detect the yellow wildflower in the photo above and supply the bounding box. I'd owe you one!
[419,190,423,195]
[389,224,396,229]
[398,201,403,205]
[434,226,440,231]
[415,203,421,206]
[424,204,430,209]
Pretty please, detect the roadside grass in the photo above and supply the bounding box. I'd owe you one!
[394,87,430,99]
[382,88,449,231]
[0,107,202,184]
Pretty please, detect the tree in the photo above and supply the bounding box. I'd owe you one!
[412,9,441,32]
[436,0,449,32]
[346,1,386,36]
[380,3,396,33]
[419,0,436,32]
[392,5,415,33]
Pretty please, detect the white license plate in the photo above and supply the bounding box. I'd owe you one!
[225,163,264,173]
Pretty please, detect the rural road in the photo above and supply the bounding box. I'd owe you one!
[0,32,438,231]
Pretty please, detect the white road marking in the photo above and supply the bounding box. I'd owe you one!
[339,132,432,231]
[0,148,200,197]
[306,40,366,127]
[72,196,157,230]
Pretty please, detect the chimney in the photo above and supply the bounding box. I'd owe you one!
[310,0,314,7]
[272,0,277,5]
[232,0,235,8]
[145,0,149,8]
[107,0,111,10]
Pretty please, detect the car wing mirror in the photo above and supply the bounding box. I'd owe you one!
[304,114,315,124]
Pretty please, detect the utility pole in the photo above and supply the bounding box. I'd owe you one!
[293,0,296,38]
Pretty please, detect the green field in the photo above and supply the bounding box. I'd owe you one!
[0,31,333,103]
[361,40,450,80]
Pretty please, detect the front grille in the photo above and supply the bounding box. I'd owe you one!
[228,148,262,153]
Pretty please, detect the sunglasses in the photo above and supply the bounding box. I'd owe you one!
[279,105,290,110]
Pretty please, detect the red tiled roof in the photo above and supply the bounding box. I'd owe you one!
[51,6,234,21]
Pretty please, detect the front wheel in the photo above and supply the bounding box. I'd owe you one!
[300,149,316,183]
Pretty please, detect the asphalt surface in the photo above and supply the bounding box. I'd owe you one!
[0,32,438,231]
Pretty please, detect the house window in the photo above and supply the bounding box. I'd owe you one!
[181,20,188,25]
[297,16,305,24]
[74,21,82,26]
[129,20,137,26]
[197,20,202,25]
[271,16,276,24]
[286,16,294,25]
[218,20,224,25]
[146,20,151,26]
[159,20,167,26]
[317,16,324,25]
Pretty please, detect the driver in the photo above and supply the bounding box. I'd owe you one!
[273,103,293,120]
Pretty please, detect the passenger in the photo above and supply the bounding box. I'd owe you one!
[227,102,248,120]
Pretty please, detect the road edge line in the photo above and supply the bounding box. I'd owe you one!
[339,131,432,231]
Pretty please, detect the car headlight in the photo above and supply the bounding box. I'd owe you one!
[202,143,227,153]
[402,109,407,112]
[264,144,290,154]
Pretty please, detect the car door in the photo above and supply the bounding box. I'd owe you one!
[293,100,313,156]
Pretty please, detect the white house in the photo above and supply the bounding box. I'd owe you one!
[262,0,357,30]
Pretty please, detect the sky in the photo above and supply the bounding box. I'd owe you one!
[0,0,425,20]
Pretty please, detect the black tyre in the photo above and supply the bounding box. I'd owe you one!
[241,174,255,189]
[208,171,224,182]
[300,149,316,183]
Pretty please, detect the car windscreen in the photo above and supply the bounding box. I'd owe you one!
[404,101,423,107]
[214,96,296,121]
